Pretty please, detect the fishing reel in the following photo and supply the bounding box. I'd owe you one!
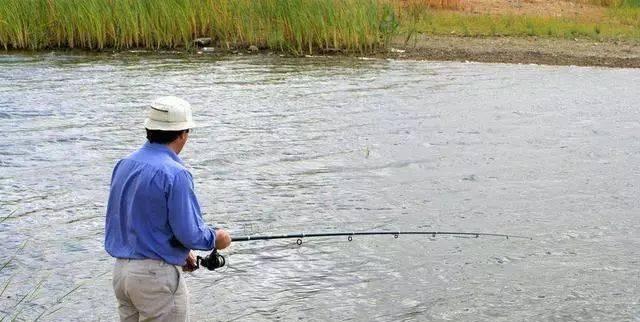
[196,249,226,271]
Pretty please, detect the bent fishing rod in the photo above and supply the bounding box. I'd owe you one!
[196,230,532,271]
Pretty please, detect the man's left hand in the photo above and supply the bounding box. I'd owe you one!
[182,250,198,272]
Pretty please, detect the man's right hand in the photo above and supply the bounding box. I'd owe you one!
[214,229,231,250]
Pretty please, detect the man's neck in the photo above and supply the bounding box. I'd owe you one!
[166,141,181,155]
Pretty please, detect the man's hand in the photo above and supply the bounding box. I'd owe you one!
[182,250,198,272]
[214,229,231,250]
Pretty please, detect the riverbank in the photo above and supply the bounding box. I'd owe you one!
[385,0,640,67]
[2,0,640,68]
[185,34,640,68]
[388,35,640,68]
[8,35,637,69]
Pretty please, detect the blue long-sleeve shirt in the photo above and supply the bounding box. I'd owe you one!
[105,142,216,265]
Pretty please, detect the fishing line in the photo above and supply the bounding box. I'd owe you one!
[196,230,532,271]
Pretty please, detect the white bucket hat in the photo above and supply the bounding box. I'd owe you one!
[143,96,197,131]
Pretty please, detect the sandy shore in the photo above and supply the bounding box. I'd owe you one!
[388,35,640,68]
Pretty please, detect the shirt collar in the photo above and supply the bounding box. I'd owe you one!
[143,141,184,164]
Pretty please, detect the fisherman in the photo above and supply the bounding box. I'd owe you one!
[104,96,231,322]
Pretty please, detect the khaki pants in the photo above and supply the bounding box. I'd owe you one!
[113,259,189,322]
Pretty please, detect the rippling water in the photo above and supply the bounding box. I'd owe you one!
[0,53,639,321]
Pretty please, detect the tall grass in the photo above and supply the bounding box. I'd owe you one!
[2,0,640,52]
[0,0,397,53]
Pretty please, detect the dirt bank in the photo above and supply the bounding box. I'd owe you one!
[388,35,640,68]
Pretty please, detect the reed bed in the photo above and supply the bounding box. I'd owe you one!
[2,0,640,52]
[0,0,397,53]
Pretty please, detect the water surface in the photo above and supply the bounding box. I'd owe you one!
[0,53,639,321]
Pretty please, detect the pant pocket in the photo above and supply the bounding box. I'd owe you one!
[168,265,181,295]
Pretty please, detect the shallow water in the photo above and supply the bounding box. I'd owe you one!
[0,53,639,321]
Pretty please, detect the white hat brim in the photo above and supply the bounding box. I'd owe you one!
[144,118,197,131]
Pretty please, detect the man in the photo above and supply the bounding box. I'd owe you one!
[105,96,231,322]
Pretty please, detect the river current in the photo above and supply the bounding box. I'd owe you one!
[0,53,638,321]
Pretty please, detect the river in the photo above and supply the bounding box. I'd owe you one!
[0,53,638,321]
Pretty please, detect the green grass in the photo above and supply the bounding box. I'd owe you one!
[0,0,397,54]
[402,8,640,42]
[574,0,640,7]
[609,5,640,27]
[397,0,640,42]
[613,0,640,7]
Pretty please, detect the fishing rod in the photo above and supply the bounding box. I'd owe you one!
[196,230,532,271]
